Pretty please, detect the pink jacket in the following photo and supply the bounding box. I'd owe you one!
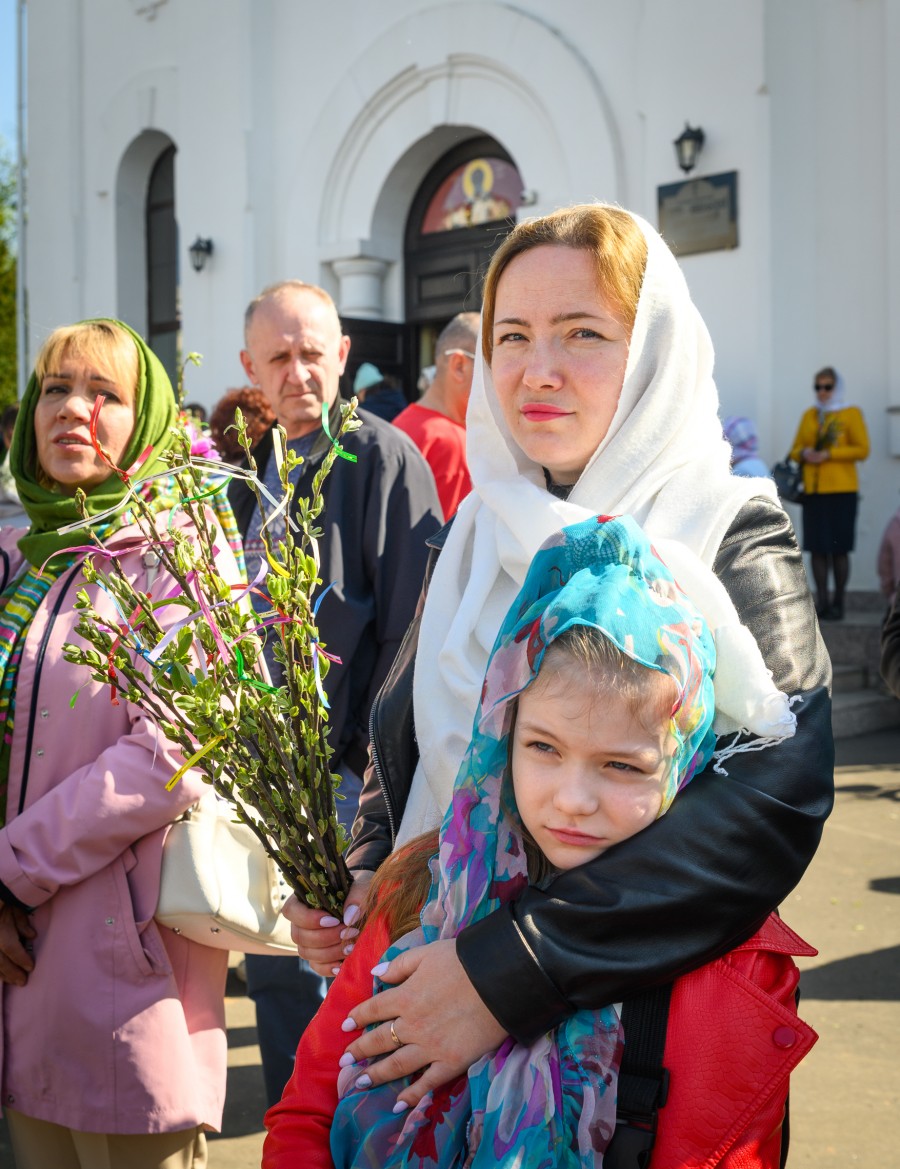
[0,515,239,1134]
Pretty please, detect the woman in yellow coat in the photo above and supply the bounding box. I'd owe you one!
[790,366,869,620]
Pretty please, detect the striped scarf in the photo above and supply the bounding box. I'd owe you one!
[0,561,66,825]
[0,475,244,827]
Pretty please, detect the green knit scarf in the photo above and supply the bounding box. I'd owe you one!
[11,319,180,568]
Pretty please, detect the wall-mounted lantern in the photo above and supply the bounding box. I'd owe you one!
[673,124,705,175]
[188,236,214,272]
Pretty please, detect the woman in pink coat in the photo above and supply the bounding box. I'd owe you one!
[0,320,242,1169]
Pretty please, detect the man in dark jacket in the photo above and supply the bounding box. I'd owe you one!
[230,279,442,1106]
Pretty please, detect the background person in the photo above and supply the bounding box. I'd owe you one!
[0,404,20,506]
[789,366,870,620]
[393,312,479,520]
[285,205,833,1155]
[229,281,442,1109]
[351,362,407,423]
[723,413,771,479]
[876,497,900,613]
[0,320,243,1169]
[209,385,276,463]
[881,585,900,698]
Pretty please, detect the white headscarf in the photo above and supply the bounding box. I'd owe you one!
[817,368,852,416]
[398,209,786,842]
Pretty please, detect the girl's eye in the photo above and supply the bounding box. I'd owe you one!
[572,328,603,341]
[527,739,556,755]
[495,331,527,345]
[607,760,639,774]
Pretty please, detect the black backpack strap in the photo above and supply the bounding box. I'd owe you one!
[603,982,673,1169]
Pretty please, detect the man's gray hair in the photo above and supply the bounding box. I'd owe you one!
[435,312,480,364]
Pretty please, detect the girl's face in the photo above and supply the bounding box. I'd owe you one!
[34,357,136,493]
[490,245,632,486]
[511,659,674,871]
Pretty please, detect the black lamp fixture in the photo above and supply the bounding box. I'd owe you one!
[188,236,214,272]
[673,123,705,175]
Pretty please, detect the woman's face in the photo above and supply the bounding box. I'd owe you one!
[490,246,632,485]
[34,356,137,493]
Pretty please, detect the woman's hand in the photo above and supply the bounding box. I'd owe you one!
[282,871,374,977]
[802,447,828,464]
[339,938,508,1111]
[0,903,36,986]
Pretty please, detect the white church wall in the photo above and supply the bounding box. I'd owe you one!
[20,0,897,584]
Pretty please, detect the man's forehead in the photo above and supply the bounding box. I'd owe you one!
[248,290,342,348]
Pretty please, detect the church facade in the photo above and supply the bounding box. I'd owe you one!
[19,0,900,585]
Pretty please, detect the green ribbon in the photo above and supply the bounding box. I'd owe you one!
[321,403,357,462]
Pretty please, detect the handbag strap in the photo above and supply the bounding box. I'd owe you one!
[603,982,673,1169]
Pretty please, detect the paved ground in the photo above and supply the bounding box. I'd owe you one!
[1,728,898,1167]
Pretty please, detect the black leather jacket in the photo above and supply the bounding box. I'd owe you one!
[347,497,834,1044]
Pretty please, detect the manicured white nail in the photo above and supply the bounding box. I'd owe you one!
[371,961,390,977]
[355,1074,372,1089]
[343,903,361,926]
[340,926,360,941]
[343,943,355,956]
[341,1016,357,1032]
[331,966,342,977]
[320,915,341,927]
[338,1052,355,1068]
[392,1100,409,1115]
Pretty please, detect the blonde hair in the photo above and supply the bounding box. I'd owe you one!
[35,321,139,399]
[243,280,342,342]
[480,204,648,363]
[532,626,676,729]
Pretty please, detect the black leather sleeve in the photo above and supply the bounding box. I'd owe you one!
[456,498,835,1044]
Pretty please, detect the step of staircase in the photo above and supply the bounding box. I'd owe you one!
[818,594,900,739]
[831,687,900,738]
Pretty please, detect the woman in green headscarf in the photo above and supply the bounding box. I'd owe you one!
[0,320,242,1169]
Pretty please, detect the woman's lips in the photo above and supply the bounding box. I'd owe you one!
[521,403,570,423]
[547,827,604,847]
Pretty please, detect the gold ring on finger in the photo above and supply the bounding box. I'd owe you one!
[389,1019,403,1049]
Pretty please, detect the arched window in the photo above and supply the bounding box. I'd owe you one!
[145,144,179,387]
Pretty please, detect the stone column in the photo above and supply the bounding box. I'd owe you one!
[331,257,390,320]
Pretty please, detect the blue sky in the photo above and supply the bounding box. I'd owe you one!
[1,0,19,152]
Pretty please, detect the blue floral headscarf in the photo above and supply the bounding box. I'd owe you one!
[332,515,718,1168]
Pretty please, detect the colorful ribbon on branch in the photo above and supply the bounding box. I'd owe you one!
[321,403,357,462]
[165,735,227,791]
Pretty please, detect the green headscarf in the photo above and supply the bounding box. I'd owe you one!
[11,319,180,567]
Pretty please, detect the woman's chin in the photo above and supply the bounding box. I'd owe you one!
[39,460,111,495]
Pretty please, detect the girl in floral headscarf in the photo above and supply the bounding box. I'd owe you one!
[264,516,816,1169]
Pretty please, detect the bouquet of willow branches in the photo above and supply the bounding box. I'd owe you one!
[62,401,361,914]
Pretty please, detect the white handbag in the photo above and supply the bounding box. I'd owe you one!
[156,789,298,955]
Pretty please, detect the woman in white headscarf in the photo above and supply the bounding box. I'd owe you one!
[790,366,870,620]
[287,205,832,1153]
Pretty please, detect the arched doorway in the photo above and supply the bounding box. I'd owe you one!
[403,135,523,386]
[115,130,180,390]
[145,144,179,387]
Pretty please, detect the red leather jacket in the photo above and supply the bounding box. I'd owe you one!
[263,911,817,1169]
